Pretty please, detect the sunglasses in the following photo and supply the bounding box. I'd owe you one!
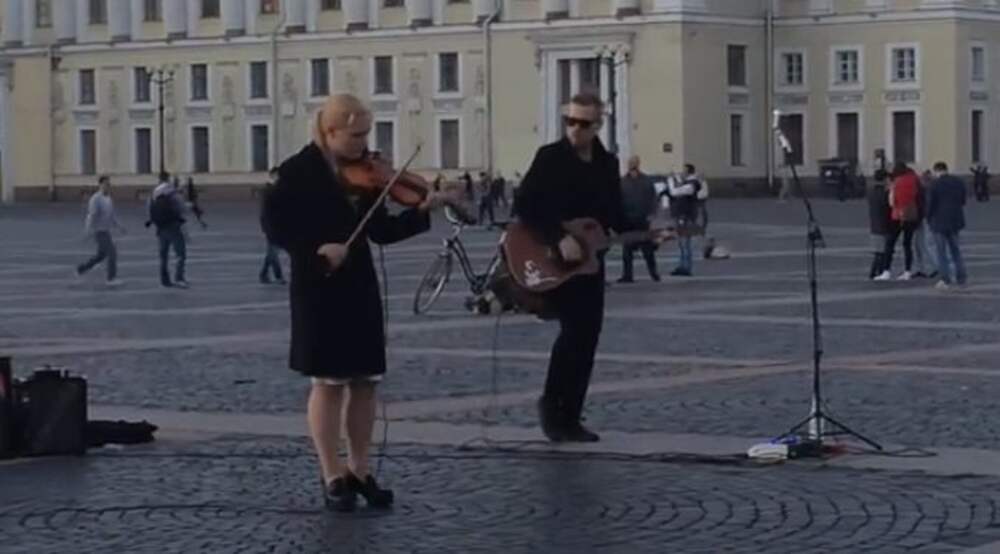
[563,116,596,130]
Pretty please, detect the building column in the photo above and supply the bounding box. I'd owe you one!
[186,0,200,36]
[109,0,132,42]
[613,0,640,17]
[473,0,498,23]
[3,0,23,47]
[543,0,569,20]
[165,0,188,38]
[285,0,306,33]
[306,0,320,31]
[223,0,246,36]
[130,0,144,40]
[22,0,36,45]
[344,0,369,31]
[55,1,78,44]
[0,61,14,204]
[407,0,432,27]
[75,0,88,41]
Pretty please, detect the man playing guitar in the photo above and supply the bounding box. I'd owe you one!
[513,92,627,442]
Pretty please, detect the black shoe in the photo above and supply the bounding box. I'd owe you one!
[346,472,394,508]
[537,396,566,442]
[562,422,600,443]
[650,273,661,282]
[161,280,173,288]
[275,278,287,285]
[322,476,357,512]
[670,267,692,277]
[259,275,271,284]
[616,276,634,284]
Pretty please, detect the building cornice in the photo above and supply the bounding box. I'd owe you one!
[775,7,1000,27]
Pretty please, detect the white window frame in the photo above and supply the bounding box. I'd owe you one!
[970,42,988,87]
[775,109,808,169]
[971,108,988,166]
[886,106,922,165]
[246,121,274,172]
[435,115,463,170]
[188,63,212,105]
[434,51,463,98]
[776,48,807,91]
[827,109,865,166]
[370,55,397,99]
[131,125,157,174]
[130,67,155,108]
[829,45,864,91]
[727,111,750,169]
[188,124,213,174]
[885,42,921,90]
[77,68,98,108]
[725,43,750,91]
[77,126,99,175]
[307,58,333,99]
[368,116,399,163]
[246,60,271,104]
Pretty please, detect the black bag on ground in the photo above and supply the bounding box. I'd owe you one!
[86,420,158,447]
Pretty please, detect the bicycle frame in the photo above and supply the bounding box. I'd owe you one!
[442,225,501,295]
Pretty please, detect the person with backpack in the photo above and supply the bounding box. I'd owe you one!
[667,164,701,276]
[258,167,286,284]
[147,173,189,288]
[75,175,126,287]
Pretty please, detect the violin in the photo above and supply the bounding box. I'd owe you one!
[339,151,431,207]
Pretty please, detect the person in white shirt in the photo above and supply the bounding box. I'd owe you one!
[75,176,126,286]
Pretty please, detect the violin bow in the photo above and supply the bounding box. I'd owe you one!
[344,143,424,250]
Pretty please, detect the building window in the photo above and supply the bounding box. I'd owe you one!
[80,129,97,175]
[190,64,209,101]
[373,56,394,96]
[310,58,330,98]
[972,110,984,164]
[36,1,52,28]
[729,114,744,167]
[892,111,916,163]
[79,70,96,106]
[260,0,278,14]
[727,45,747,87]
[250,62,269,99]
[891,47,917,83]
[89,0,107,24]
[438,53,459,94]
[135,128,153,174]
[834,49,860,85]
[134,68,152,103]
[384,0,404,6]
[439,119,460,169]
[778,113,804,167]
[192,126,211,173]
[201,0,220,18]
[781,52,804,86]
[251,124,270,171]
[972,46,986,83]
[321,0,341,9]
[143,0,162,21]
[374,121,395,164]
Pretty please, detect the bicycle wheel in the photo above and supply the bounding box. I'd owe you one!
[413,252,452,314]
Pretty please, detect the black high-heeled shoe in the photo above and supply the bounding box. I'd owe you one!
[321,476,357,512]
[346,472,394,508]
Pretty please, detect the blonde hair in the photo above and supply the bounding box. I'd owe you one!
[312,93,371,149]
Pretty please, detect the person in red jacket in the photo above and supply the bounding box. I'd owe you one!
[875,161,921,281]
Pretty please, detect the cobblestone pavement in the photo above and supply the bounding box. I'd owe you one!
[3,198,1000,552]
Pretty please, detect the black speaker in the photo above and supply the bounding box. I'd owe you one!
[14,368,88,456]
[0,356,12,458]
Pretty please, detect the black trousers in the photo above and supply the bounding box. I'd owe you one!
[621,221,658,280]
[543,270,605,424]
[884,220,917,273]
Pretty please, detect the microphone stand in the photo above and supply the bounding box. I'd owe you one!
[772,121,882,453]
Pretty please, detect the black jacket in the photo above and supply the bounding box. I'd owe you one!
[514,137,626,246]
[263,143,430,378]
[867,184,891,236]
[928,174,967,234]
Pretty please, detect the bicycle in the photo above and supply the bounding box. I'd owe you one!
[413,206,504,315]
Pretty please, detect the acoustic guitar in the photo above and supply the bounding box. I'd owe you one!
[500,218,675,294]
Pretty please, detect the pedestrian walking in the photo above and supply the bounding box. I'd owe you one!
[75,175,126,287]
[928,162,968,290]
[147,173,190,288]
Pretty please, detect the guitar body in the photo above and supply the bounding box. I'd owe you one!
[501,218,610,294]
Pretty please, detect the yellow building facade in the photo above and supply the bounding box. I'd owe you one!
[0,0,998,202]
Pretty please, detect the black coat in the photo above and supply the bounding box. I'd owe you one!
[514,137,626,246]
[264,143,430,378]
[928,174,967,234]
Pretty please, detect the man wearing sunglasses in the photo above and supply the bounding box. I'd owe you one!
[513,92,627,442]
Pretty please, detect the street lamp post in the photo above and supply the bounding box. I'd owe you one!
[148,67,174,178]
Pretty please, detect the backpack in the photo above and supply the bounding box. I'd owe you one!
[149,193,181,226]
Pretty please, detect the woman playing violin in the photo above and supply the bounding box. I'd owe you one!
[263,93,447,512]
